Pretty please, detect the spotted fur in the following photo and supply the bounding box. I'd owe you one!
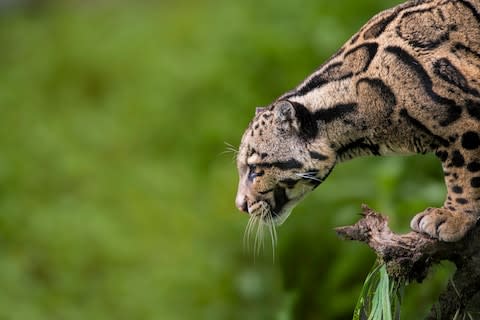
[236,0,480,242]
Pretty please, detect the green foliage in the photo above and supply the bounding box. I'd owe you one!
[354,263,405,320]
[0,0,454,319]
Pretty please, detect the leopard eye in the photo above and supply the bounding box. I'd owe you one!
[247,164,264,181]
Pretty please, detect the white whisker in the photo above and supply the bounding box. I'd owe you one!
[243,204,281,261]
[243,215,254,251]
[271,213,278,246]
[223,142,238,154]
[220,142,239,161]
[254,217,262,256]
[245,215,259,253]
[267,214,276,262]
[296,172,322,182]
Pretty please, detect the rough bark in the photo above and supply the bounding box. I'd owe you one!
[335,204,480,319]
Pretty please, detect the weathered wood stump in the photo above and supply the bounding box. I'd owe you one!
[335,205,480,319]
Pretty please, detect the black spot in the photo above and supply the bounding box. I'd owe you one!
[450,150,465,167]
[309,151,329,161]
[363,10,397,39]
[448,206,456,211]
[452,186,463,194]
[435,150,449,161]
[444,171,451,176]
[466,100,480,121]
[456,198,469,204]
[313,103,357,124]
[260,153,268,159]
[386,46,462,126]
[254,124,259,130]
[461,131,480,149]
[467,162,480,172]
[448,135,458,143]
[471,177,480,188]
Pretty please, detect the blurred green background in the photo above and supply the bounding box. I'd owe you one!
[0,0,455,319]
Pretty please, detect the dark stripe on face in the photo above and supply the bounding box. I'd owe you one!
[399,109,450,147]
[386,46,462,126]
[257,159,303,170]
[273,186,289,215]
[309,151,329,161]
[313,103,357,123]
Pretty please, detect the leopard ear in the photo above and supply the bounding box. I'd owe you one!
[255,107,266,115]
[274,100,299,132]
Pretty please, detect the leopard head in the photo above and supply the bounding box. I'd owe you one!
[235,100,336,225]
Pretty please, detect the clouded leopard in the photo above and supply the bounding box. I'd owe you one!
[235,0,480,242]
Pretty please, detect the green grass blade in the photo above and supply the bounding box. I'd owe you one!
[354,263,405,320]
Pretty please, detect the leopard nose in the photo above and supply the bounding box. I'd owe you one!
[235,194,249,213]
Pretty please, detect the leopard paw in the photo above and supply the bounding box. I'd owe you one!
[410,207,477,242]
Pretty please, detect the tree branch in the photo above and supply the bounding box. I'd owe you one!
[335,204,480,319]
